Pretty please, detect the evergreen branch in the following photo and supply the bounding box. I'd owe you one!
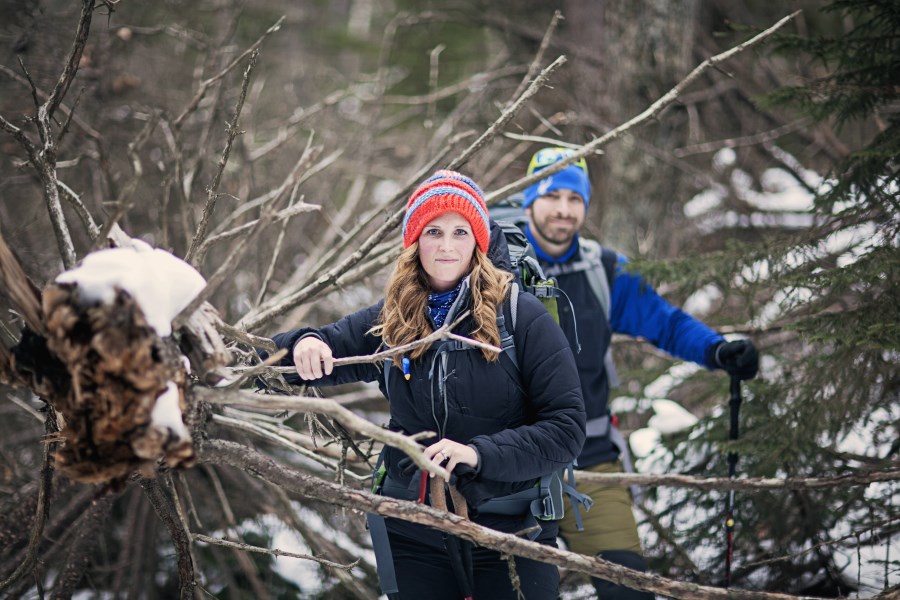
[736,515,898,572]
[485,10,801,205]
[192,534,359,571]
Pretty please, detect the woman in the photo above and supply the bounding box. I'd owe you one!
[272,170,585,599]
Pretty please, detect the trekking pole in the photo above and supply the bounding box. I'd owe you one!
[724,374,742,587]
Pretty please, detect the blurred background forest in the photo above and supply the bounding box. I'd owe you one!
[0,0,897,598]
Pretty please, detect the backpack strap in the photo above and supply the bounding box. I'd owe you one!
[562,462,594,531]
[497,283,525,393]
[367,448,400,598]
[570,239,621,388]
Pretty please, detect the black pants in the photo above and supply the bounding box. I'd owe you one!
[386,518,559,599]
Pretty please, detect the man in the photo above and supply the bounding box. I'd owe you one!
[519,147,759,598]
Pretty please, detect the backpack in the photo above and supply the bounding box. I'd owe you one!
[489,192,618,385]
[490,194,642,498]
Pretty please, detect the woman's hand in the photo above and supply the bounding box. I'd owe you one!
[425,439,478,480]
[293,337,334,379]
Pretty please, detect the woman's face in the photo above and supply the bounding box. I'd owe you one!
[417,212,476,292]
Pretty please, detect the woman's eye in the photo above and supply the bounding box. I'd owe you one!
[425,228,440,236]
[454,229,469,236]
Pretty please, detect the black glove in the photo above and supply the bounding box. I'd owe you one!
[713,339,759,381]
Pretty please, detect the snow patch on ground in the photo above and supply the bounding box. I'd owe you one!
[682,284,722,317]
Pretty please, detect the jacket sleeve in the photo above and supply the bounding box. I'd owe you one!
[609,254,723,368]
[468,293,586,482]
[270,300,386,386]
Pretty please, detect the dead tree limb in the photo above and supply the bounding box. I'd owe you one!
[446,54,566,172]
[173,16,285,130]
[203,438,843,600]
[192,534,358,571]
[484,10,801,205]
[505,10,562,108]
[0,64,103,141]
[0,414,58,592]
[575,467,900,492]
[44,0,95,122]
[196,388,447,480]
[186,49,259,264]
[140,477,196,600]
[50,492,115,600]
[236,51,565,333]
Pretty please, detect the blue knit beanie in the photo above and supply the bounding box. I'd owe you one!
[522,147,591,209]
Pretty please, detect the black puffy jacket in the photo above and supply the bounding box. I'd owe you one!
[271,280,585,531]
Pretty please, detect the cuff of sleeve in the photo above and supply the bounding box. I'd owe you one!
[467,444,482,475]
[293,332,324,352]
[705,339,724,370]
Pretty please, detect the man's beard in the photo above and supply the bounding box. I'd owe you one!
[532,218,577,246]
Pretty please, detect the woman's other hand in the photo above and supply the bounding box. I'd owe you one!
[425,439,479,479]
[293,337,334,379]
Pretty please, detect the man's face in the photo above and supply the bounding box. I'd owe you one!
[526,189,586,251]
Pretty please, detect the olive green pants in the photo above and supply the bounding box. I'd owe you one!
[558,461,643,555]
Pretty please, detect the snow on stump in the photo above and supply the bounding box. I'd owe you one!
[41,246,206,484]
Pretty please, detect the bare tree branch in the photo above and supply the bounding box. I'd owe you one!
[173,16,285,130]
[192,534,359,570]
[484,11,801,205]
[0,414,57,591]
[572,467,900,492]
[203,438,843,600]
[45,0,95,121]
[140,477,196,600]
[446,54,566,172]
[237,54,567,332]
[505,10,562,108]
[186,49,259,264]
[196,390,447,480]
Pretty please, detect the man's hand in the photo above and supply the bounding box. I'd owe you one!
[715,339,759,380]
[293,336,334,379]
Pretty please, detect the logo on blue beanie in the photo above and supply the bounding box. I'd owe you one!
[523,165,591,209]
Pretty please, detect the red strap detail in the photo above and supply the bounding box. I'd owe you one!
[611,413,619,427]
[417,471,428,504]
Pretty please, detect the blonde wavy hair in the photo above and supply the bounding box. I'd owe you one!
[370,242,513,366]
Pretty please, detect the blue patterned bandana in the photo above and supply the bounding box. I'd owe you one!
[427,281,462,328]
